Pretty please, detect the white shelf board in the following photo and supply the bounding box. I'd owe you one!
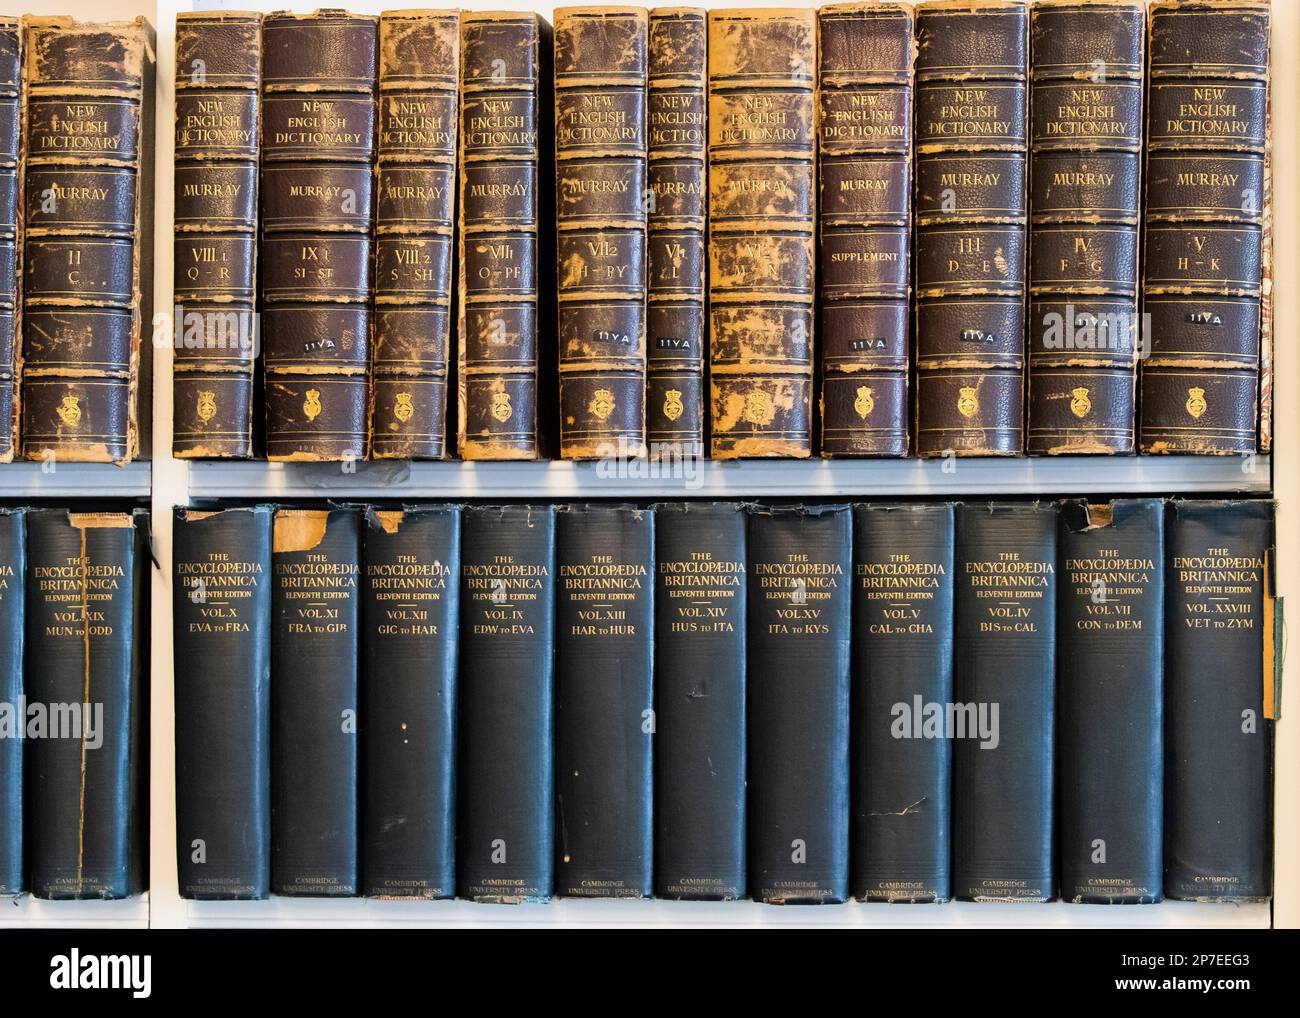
[0,461,152,499]
[186,455,1272,500]
[0,894,149,930]
[151,897,1269,930]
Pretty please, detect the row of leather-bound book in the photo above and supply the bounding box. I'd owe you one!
[158,499,1273,903]
[169,2,1269,463]
[0,2,1271,467]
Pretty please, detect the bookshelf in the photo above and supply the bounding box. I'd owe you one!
[8,0,1293,931]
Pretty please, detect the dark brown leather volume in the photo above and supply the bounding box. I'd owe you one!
[370,11,458,460]
[554,7,649,460]
[20,17,153,465]
[646,8,705,459]
[457,12,550,460]
[1027,1,1144,455]
[914,1,1028,457]
[818,3,913,458]
[708,8,816,459]
[0,19,18,462]
[261,9,376,462]
[172,11,261,460]
[1139,1,1269,455]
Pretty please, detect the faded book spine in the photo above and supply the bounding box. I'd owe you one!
[554,7,649,460]
[1165,500,1272,901]
[914,1,1029,457]
[457,13,550,460]
[818,3,913,458]
[271,507,360,896]
[554,504,654,897]
[1058,499,1164,904]
[653,502,746,900]
[21,17,153,465]
[1139,2,1269,455]
[851,503,953,902]
[370,11,459,460]
[708,8,816,459]
[952,502,1056,901]
[25,510,146,900]
[172,11,262,459]
[261,10,377,461]
[747,505,851,903]
[457,505,556,902]
[173,506,272,900]
[361,506,460,898]
[0,20,17,461]
[1027,1,1144,455]
[0,509,22,893]
[646,8,706,458]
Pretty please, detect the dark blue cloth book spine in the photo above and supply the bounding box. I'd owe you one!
[457,505,557,903]
[747,505,851,904]
[952,502,1057,902]
[271,508,361,896]
[1165,499,1273,901]
[851,503,954,902]
[554,504,654,898]
[1058,499,1164,904]
[653,502,746,900]
[361,506,461,898]
[0,509,23,894]
[25,510,146,899]
[173,506,273,900]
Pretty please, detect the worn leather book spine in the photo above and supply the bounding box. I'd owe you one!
[646,9,706,458]
[25,510,146,900]
[457,13,550,460]
[747,505,851,903]
[708,8,816,459]
[20,17,153,465]
[553,7,649,460]
[1165,500,1272,901]
[554,504,654,897]
[1140,2,1269,455]
[172,11,261,460]
[914,1,1029,457]
[1026,1,1144,455]
[0,20,18,462]
[271,508,360,896]
[952,502,1056,901]
[1058,499,1164,904]
[173,506,273,900]
[851,503,954,902]
[653,502,745,900]
[457,505,556,902]
[370,12,458,461]
[0,509,23,893]
[818,3,913,458]
[261,10,376,462]
[362,506,460,898]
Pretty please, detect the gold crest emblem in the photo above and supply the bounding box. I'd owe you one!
[303,388,323,422]
[957,386,979,419]
[854,385,875,420]
[196,390,217,423]
[589,388,615,422]
[1069,386,1092,419]
[491,391,513,423]
[741,388,776,426]
[56,395,82,427]
[1186,386,1208,419]
[663,388,684,422]
[393,392,414,423]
